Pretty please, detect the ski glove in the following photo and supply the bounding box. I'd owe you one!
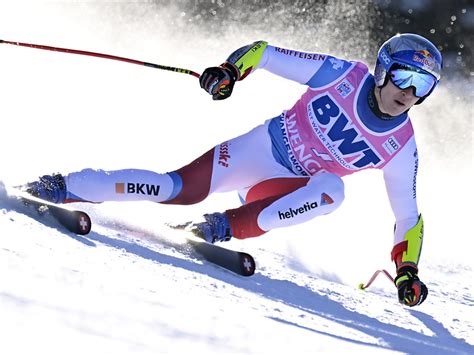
[394,266,428,307]
[199,62,239,100]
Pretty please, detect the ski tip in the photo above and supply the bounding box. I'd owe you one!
[239,253,256,277]
[76,212,92,235]
[358,283,366,291]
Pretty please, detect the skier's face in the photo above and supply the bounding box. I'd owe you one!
[376,80,420,116]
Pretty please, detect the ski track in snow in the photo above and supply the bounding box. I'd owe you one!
[1,183,472,355]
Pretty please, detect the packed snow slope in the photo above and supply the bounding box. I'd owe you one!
[1,2,472,355]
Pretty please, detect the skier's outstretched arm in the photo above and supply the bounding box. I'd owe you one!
[199,40,355,100]
[383,136,428,307]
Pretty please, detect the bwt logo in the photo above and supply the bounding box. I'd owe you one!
[310,94,382,169]
[115,182,160,196]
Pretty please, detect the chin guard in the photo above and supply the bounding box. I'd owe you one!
[225,40,268,80]
[391,214,424,270]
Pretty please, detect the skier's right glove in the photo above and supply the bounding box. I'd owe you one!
[394,266,428,307]
[199,62,239,100]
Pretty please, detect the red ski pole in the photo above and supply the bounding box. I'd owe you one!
[358,269,396,290]
[0,39,201,78]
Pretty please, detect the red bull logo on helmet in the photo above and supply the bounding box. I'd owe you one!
[413,50,435,70]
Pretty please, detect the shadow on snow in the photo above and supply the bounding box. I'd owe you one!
[82,228,473,355]
[1,189,471,355]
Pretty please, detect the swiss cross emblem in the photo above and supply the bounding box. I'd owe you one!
[79,216,90,232]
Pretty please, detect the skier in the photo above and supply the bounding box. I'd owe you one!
[25,33,442,307]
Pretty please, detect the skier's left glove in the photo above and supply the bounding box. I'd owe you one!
[394,266,428,307]
[199,62,239,100]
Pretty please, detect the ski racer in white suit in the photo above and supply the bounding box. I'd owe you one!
[26,33,442,307]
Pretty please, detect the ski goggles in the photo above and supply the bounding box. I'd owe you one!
[389,65,437,98]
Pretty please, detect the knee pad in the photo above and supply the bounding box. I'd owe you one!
[255,173,345,231]
[308,173,345,208]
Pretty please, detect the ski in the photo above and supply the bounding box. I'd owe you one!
[168,223,256,276]
[186,237,256,277]
[5,186,92,235]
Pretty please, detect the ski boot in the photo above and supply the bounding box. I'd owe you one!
[22,173,67,204]
[191,212,233,244]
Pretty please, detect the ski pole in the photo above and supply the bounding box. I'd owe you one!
[358,269,395,290]
[0,39,200,78]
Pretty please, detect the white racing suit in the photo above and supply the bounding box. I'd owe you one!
[62,42,420,249]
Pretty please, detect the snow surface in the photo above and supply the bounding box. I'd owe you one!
[0,2,473,354]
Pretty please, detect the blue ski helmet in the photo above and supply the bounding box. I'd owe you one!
[374,33,442,103]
